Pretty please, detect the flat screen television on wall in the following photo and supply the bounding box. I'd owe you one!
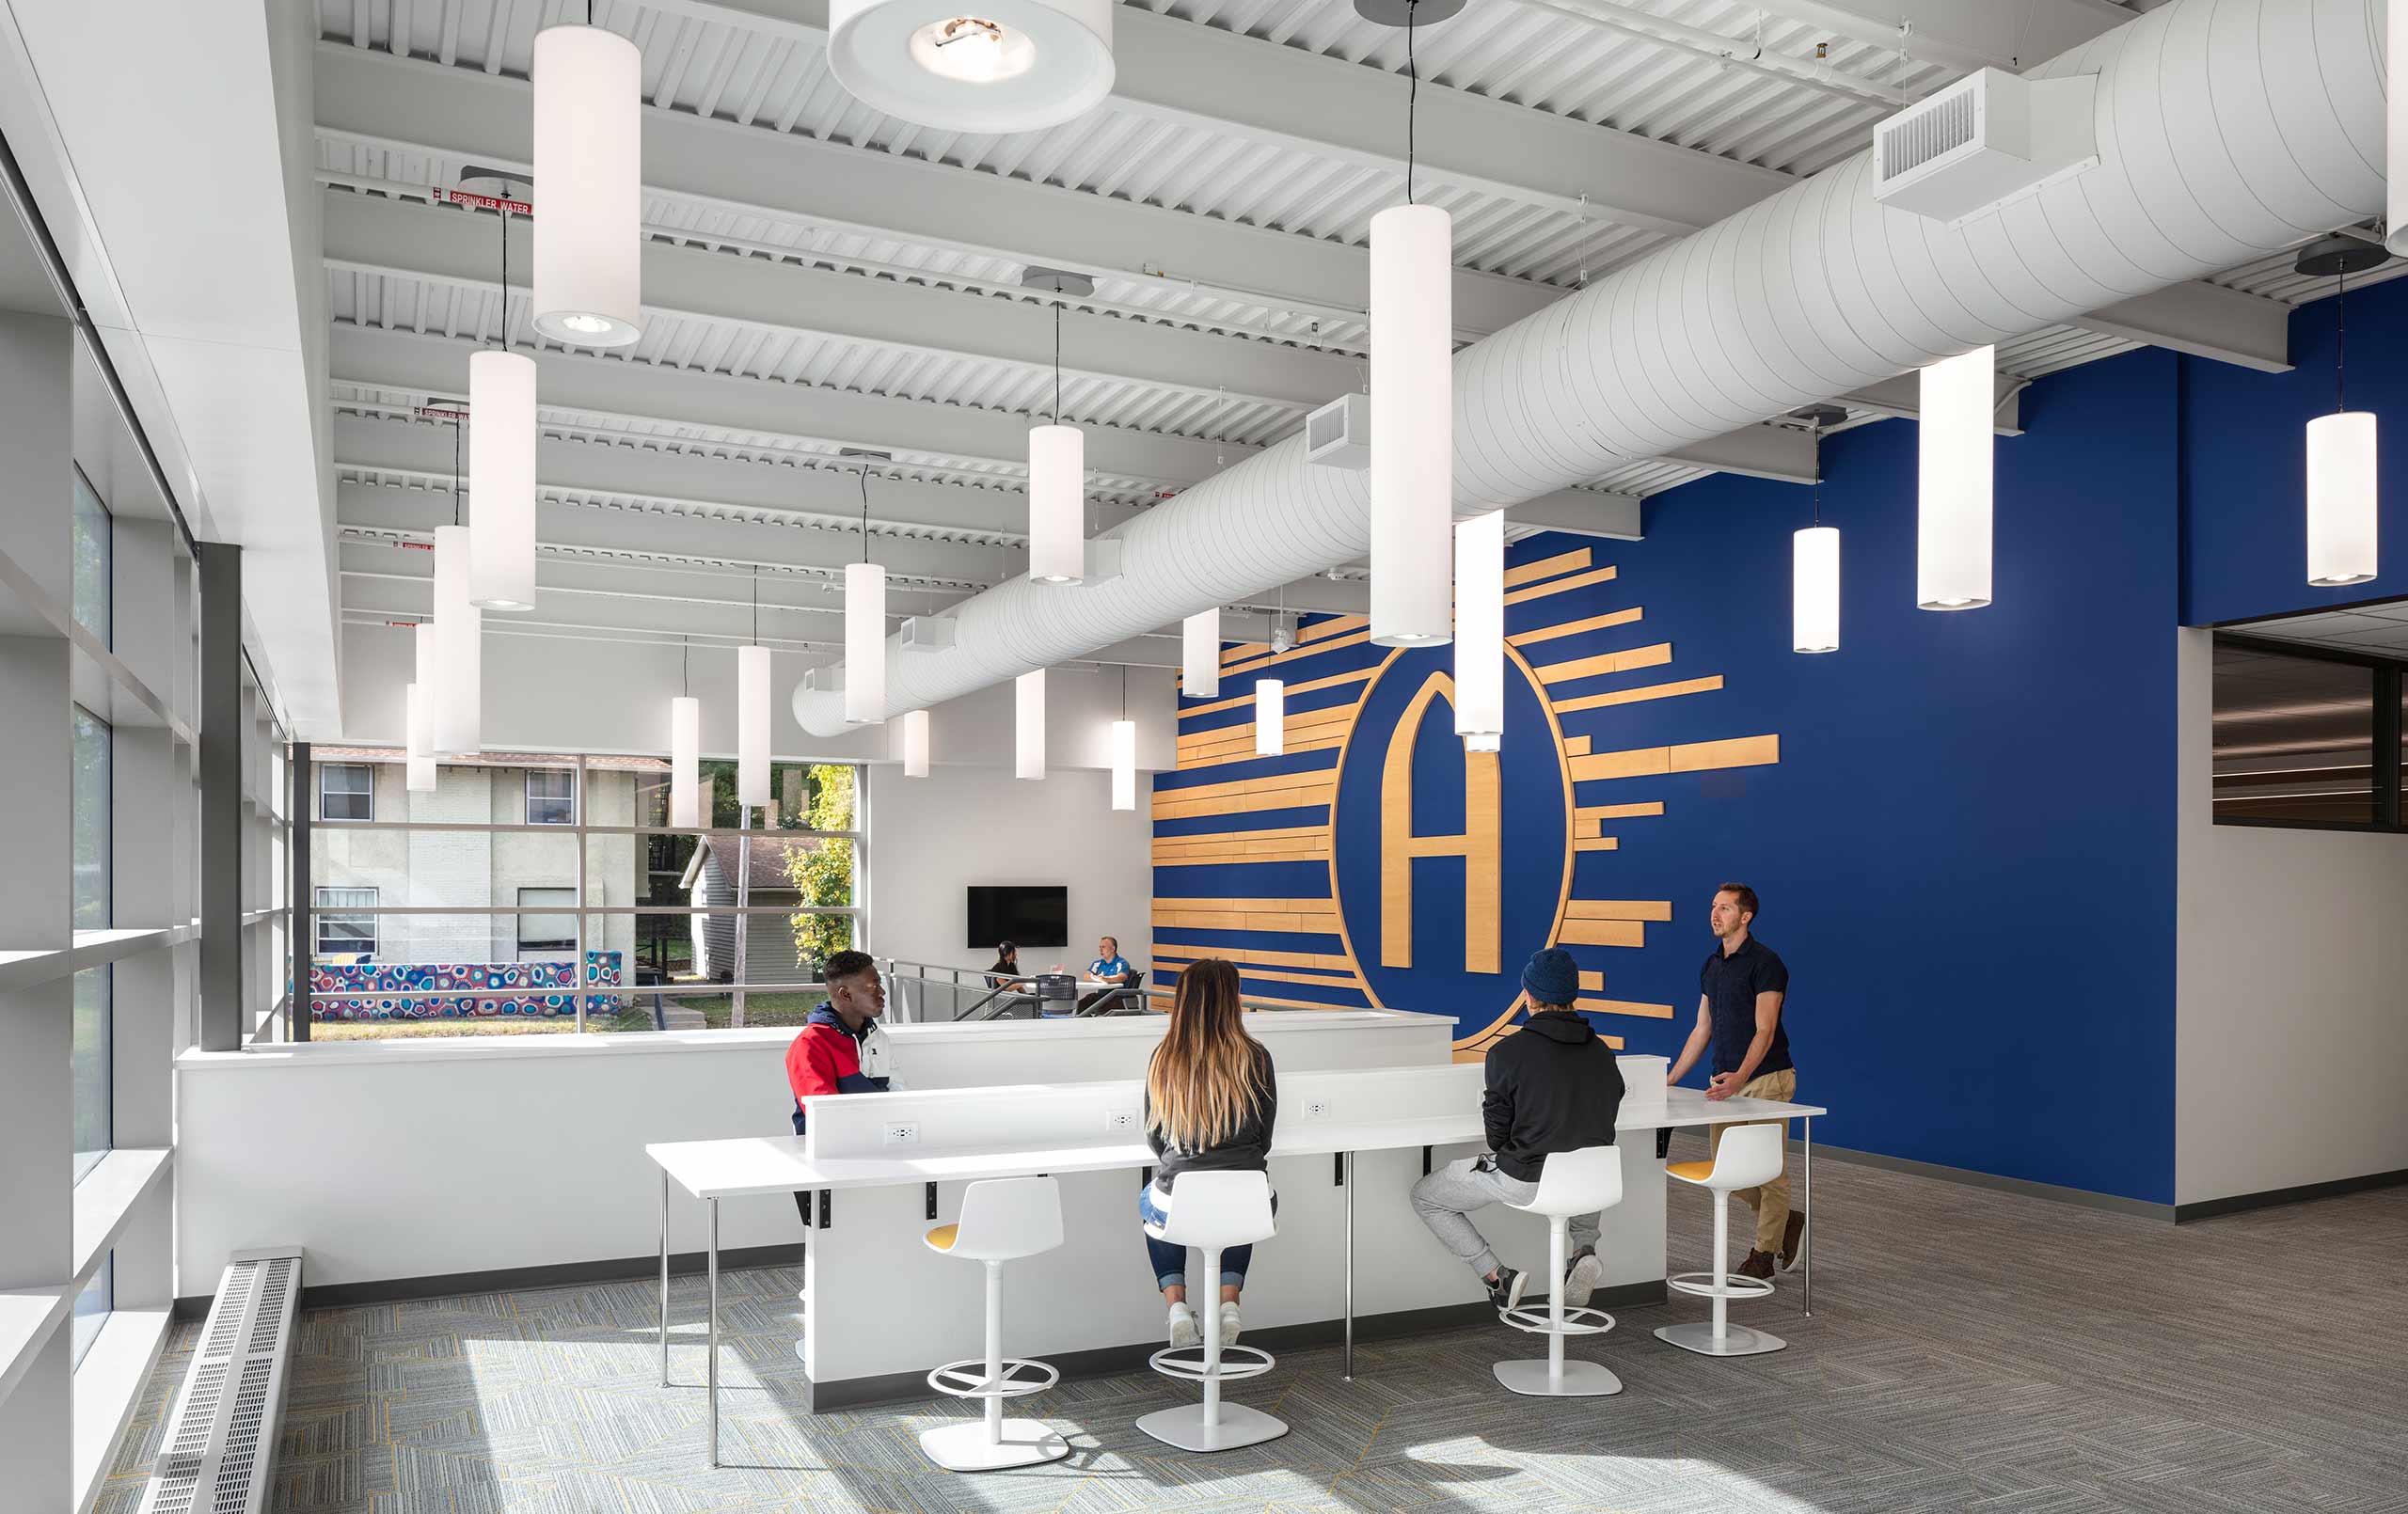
[966,885,1069,950]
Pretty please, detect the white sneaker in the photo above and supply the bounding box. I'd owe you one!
[1218,1302,1243,1348]
[1563,1247,1601,1308]
[1166,1301,1200,1348]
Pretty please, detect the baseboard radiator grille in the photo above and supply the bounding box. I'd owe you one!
[136,1248,302,1514]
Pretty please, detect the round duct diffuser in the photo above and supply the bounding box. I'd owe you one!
[827,0,1115,134]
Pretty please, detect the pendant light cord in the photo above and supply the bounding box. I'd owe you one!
[1405,0,1420,206]
[2336,265,2348,414]
[1053,299,1063,424]
[1120,664,1127,719]
[1812,420,1823,527]
[496,185,509,350]
[452,419,463,526]
[752,563,760,644]
[859,466,872,564]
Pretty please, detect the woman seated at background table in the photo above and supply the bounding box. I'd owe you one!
[984,940,1031,990]
[1140,958,1277,1350]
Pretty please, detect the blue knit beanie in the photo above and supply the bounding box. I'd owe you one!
[1521,947,1578,1009]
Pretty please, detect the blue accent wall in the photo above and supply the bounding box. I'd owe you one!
[2184,276,2408,624]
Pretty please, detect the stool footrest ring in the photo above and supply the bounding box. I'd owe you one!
[1498,1303,1615,1337]
[925,1357,1059,1399]
[1667,1270,1774,1301]
[1147,1343,1276,1384]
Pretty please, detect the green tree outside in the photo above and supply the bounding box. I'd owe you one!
[784,764,857,974]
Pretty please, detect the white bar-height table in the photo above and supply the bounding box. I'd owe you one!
[648,1084,1821,1467]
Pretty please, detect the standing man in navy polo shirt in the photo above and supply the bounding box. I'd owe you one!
[1665,883,1801,1282]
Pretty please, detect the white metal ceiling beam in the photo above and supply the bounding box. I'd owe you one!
[2067,280,2293,374]
[1660,423,1820,485]
[1739,0,2139,76]
[330,322,1252,486]
[1506,489,1644,541]
[632,0,1795,238]
[311,42,1569,341]
[321,188,1366,412]
[1837,371,2026,434]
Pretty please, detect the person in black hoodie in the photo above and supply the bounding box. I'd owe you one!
[1411,947,1624,1312]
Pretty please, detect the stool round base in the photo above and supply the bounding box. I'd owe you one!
[1654,1320,1787,1357]
[1135,1401,1289,1453]
[1493,1357,1623,1397]
[917,1419,1070,1472]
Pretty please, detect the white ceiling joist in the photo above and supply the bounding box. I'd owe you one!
[2067,280,2293,374]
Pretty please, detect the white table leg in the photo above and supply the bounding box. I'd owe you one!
[659,1169,671,1386]
[1342,1150,1354,1383]
[1801,1115,1813,1318]
[707,1197,720,1468]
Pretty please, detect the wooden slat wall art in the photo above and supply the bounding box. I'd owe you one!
[1223,628,1370,676]
[1567,733,1779,783]
[1377,670,1500,973]
[1503,564,1619,605]
[1509,607,1643,648]
[1535,642,1675,684]
[1503,546,1592,588]
[1553,674,1725,715]
[1179,666,1377,718]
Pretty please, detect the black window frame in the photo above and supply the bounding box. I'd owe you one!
[318,762,374,822]
[2211,631,2404,833]
[525,766,577,826]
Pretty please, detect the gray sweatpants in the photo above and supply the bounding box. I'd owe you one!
[1411,1156,1601,1279]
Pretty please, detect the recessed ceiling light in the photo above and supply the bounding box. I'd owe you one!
[827,0,1114,134]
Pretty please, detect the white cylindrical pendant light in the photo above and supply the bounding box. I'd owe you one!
[1015,669,1045,780]
[1255,679,1285,757]
[2308,411,2379,586]
[737,643,771,805]
[404,684,436,792]
[1370,202,1454,647]
[1453,509,1504,751]
[467,349,538,611]
[1027,424,1086,584]
[901,708,930,778]
[431,525,482,755]
[845,560,888,724]
[670,695,701,828]
[1794,526,1841,654]
[531,24,642,347]
[1110,718,1136,810]
[1182,607,1220,699]
[1917,344,1994,611]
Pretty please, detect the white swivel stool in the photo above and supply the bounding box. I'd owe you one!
[1137,1171,1288,1453]
[919,1176,1072,1472]
[1495,1144,1624,1396]
[1656,1122,1786,1357]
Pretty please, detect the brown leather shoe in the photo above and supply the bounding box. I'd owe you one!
[1734,1248,1776,1282]
[1778,1210,1806,1270]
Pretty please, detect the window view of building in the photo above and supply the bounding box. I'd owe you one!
[71,466,108,644]
[318,762,373,820]
[71,704,109,1184]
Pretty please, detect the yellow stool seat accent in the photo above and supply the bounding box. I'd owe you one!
[926,1223,959,1252]
[1666,1159,1716,1183]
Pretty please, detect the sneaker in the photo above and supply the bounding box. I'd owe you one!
[1218,1302,1243,1348]
[1778,1211,1807,1270]
[1734,1248,1776,1283]
[1563,1246,1602,1308]
[1485,1267,1529,1313]
[1166,1301,1200,1348]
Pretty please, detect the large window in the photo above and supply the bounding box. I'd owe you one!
[526,767,576,825]
[319,762,373,820]
[71,705,109,1184]
[71,1254,112,1367]
[2212,638,2401,829]
[315,887,379,957]
[71,467,109,643]
[304,753,865,1038]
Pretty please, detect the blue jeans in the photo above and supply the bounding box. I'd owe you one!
[1138,1179,1273,1291]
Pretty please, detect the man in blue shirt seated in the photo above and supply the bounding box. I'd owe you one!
[1077,935,1137,1012]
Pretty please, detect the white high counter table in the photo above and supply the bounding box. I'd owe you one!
[649,1058,1823,1464]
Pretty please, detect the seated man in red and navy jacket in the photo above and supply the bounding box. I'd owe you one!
[786,950,891,1223]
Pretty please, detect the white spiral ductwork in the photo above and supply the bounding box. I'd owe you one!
[797,0,2388,738]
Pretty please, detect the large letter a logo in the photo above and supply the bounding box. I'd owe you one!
[1379,672,1500,973]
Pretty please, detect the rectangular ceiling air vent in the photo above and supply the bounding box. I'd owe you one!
[1305,392,1370,470]
[1874,68,2098,227]
[897,615,957,652]
[136,1248,303,1514]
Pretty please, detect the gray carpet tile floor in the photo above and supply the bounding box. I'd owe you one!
[94,1148,2408,1514]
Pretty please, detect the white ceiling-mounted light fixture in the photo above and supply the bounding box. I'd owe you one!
[1791,405,1844,654]
[1917,344,1995,611]
[1182,607,1221,700]
[1366,0,1456,647]
[1453,508,1504,751]
[826,0,1115,134]
[671,639,701,829]
[1023,268,1093,586]
[1015,668,1046,780]
[405,621,436,793]
[1255,677,1286,757]
[844,451,892,723]
[738,567,772,807]
[901,708,931,778]
[2299,236,2387,587]
[431,433,482,756]
[1111,667,1136,811]
[465,172,538,612]
[531,22,643,346]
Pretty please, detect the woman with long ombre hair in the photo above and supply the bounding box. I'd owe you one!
[1140,957,1277,1350]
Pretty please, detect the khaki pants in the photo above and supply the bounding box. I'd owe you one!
[1706,1068,1795,1255]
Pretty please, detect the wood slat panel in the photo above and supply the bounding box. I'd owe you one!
[1562,735,1591,756]
[1509,607,1642,648]
[1566,899,1673,922]
[1222,629,1371,676]
[1553,675,1723,715]
[1574,837,1620,851]
[1154,945,1354,971]
[1301,614,1367,643]
[1152,768,1338,809]
[1558,919,1644,947]
[1179,667,1376,719]
[1576,997,1676,1019]
[1576,801,1665,821]
[1180,735,1350,771]
[1534,642,1675,685]
[1219,640,1270,666]
[1567,733,1778,784]
[1503,564,1618,605]
[1151,895,1338,918]
[1176,702,1362,751]
[1153,789,1336,821]
[1503,546,1592,588]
